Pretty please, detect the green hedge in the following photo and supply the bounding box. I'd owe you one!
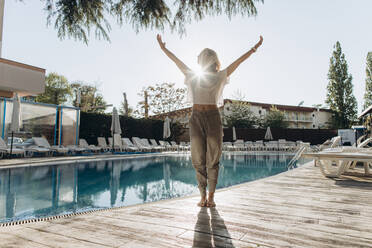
[79,112,164,145]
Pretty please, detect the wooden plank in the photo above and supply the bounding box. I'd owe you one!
[0,232,52,248]
[25,219,132,247]
[1,227,109,248]
[178,230,266,248]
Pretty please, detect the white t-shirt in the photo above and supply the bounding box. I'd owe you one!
[184,69,229,107]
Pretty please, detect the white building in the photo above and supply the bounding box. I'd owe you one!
[0,0,45,98]
[153,99,333,129]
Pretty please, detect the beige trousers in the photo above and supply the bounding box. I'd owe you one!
[189,109,223,197]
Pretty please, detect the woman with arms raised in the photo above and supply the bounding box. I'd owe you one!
[157,34,263,207]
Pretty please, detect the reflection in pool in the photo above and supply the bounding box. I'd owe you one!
[0,153,310,223]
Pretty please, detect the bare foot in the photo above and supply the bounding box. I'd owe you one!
[197,198,207,207]
[207,192,216,207]
[206,199,216,207]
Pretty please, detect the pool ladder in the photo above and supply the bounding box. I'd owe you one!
[287,146,307,169]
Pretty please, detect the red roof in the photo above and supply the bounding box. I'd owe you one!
[224,99,332,113]
[151,99,332,119]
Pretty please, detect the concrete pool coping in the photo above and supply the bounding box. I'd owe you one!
[0,150,297,169]
[0,151,183,169]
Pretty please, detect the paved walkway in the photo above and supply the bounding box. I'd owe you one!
[1,162,372,247]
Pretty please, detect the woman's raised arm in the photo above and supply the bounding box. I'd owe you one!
[225,36,263,77]
[157,34,190,75]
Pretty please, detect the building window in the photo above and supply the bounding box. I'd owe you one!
[312,114,315,117]
[313,124,315,128]
[258,110,262,114]
[226,107,230,111]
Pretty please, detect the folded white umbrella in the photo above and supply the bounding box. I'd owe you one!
[111,107,122,135]
[110,107,121,153]
[10,93,22,156]
[232,126,237,141]
[10,93,21,133]
[265,126,273,140]
[163,116,171,139]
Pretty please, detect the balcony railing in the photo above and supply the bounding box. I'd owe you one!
[284,117,313,122]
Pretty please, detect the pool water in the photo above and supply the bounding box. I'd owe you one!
[0,153,310,223]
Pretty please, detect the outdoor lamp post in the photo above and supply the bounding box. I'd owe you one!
[297,101,304,128]
[75,88,81,107]
[0,0,4,58]
[123,92,129,116]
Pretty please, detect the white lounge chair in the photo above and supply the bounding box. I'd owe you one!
[79,139,102,153]
[355,135,366,146]
[121,138,140,152]
[0,137,26,157]
[233,139,245,151]
[146,139,164,151]
[312,136,347,166]
[354,135,371,148]
[244,141,253,151]
[347,137,372,170]
[222,142,234,151]
[304,138,372,177]
[142,138,163,152]
[286,141,297,152]
[149,139,166,151]
[159,140,173,151]
[278,139,289,151]
[179,141,190,151]
[265,141,278,151]
[303,148,372,178]
[150,139,159,147]
[97,137,110,152]
[253,140,265,151]
[317,136,341,150]
[33,137,69,155]
[108,134,123,152]
[27,137,55,156]
[170,141,179,151]
[0,149,6,158]
[66,144,88,154]
[132,137,153,152]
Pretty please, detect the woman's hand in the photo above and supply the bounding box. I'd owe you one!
[156,34,190,75]
[157,34,166,50]
[254,35,263,50]
[225,35,263,76]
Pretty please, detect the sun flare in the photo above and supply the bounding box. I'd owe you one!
[194,66,205,78]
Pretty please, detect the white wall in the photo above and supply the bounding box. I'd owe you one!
[0,59,45,95]
[315,111,332,128]
[173,102,333,129]
[0,0,4,57]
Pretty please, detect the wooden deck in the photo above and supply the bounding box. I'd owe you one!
[1,162,372,248]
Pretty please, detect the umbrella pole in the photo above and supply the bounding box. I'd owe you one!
[10,132,14,158]
[112,134,114,154]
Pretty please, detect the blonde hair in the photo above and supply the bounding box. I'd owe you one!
[198,48,221,72]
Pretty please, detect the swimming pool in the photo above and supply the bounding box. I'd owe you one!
[0,153,310,224]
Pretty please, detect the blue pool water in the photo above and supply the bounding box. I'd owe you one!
[0,153,310,223]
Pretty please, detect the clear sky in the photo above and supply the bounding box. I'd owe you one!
[3,0,372,113]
